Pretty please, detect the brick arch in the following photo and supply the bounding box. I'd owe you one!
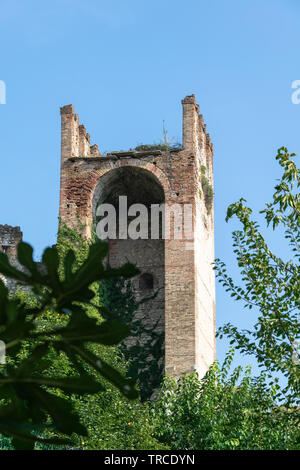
[90,159,172,207]
[91,162,169,219]
[80,159,172,240]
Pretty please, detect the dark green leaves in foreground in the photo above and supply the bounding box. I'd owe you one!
[0,239,140,449]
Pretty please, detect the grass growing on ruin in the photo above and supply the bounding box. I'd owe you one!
[200,165,214,214]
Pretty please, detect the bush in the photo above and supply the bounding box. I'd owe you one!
[0,225,166,450]
[152,350,299,450]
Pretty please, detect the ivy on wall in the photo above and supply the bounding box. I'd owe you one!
[59,222,165,401]
[99,261,164,402]
[200,165,214,214]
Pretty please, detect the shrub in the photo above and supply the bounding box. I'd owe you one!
[0,225,166,450]
[152,350,300,450]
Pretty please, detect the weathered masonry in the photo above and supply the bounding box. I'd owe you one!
[0,224,22,256]
[59,95,216,378]
[0,225,23,289]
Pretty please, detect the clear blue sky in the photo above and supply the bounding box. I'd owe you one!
[0,0,299,372]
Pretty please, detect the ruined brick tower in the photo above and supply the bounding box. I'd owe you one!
[59,95,216,378]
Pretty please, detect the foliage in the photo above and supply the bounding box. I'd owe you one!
[200,165,214,214]
[214,148,300,404]
[55,226,166,448]
[134,142,181,152]
[71,386,168,450]
[0,225,166,450]
[135,121,181,152]
[153,350,300,450]
[135,143,170,152]
[0,231,141,449]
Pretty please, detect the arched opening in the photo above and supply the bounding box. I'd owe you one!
[1,246,12,255]
[93,166,165,400]
[139,273,154,290]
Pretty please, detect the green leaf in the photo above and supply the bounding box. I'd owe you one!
[0,279,8,324]
[0,253,30,283]
[0,421,73,449]
[60,319,130,345]
[42,246,60,292]
[4,375,105,395]
[71,241,109,289]
[15,344,49,377]
[64,249,76,283]
[22,385,87,436]
[69,344,139,399]
[17,242,41,281]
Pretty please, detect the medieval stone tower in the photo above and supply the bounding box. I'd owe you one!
[59,94,216,378]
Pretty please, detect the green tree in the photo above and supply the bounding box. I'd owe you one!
[153,350,299,450]
[214,148,300,404]
[0,234,140,449]
[0,225,167,450]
